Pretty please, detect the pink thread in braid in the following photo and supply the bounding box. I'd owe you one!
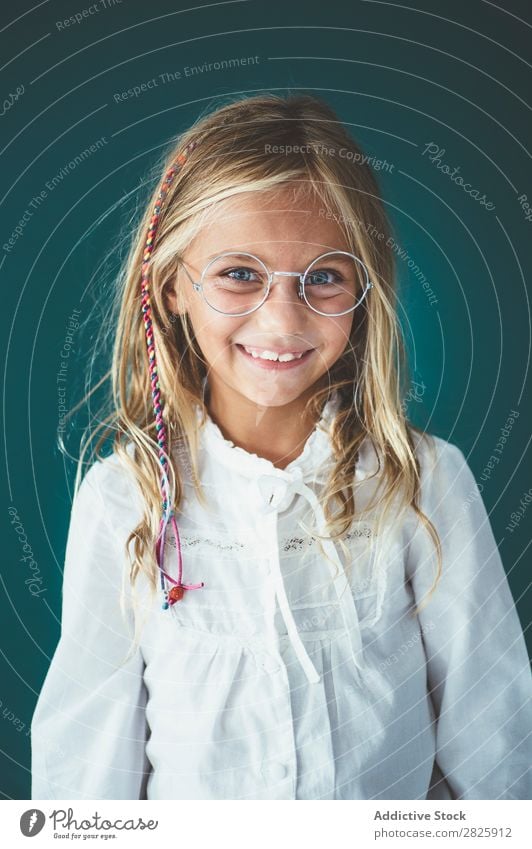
[140,139,204,609]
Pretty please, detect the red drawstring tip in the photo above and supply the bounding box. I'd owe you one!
[168,585,185,604]
[165,581,205,606]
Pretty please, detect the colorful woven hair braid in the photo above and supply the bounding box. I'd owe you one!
[140,138,204,609]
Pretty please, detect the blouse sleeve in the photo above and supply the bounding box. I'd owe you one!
[30,458,151,800]
[406,437,532,800]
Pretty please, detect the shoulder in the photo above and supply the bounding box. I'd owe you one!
[81,446,134,492]
[408,427,479,516]
[356,429,466,486]
[76,443,144,525]
[409,427,467,476]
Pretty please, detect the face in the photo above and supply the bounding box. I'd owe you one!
[165,187,356,415]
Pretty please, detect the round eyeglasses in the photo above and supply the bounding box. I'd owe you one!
[178,250,374,317]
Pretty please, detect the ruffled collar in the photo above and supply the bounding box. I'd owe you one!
[195,389,380,484]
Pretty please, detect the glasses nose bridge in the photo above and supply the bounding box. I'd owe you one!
[271,270,303,279]
[267,269,305,302]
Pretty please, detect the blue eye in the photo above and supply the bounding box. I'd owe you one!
[306,268,341,286]
[225,266,260,282]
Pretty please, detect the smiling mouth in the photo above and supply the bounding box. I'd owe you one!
[235,343,315,369]
[236,344,314,362]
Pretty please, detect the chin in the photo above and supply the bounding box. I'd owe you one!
[243,386,314,409]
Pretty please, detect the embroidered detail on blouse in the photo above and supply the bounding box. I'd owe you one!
[167,533,246,552]
[281,526,375,552]
[165,525,375,554]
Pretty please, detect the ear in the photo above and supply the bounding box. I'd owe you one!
[163,276,188,315]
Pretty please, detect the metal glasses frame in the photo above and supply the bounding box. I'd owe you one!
[178,249,374,317]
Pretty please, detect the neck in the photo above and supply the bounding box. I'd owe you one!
[206,382,327,471]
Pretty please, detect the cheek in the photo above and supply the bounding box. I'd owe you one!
[188,312,243,361]
[324,316,354,355]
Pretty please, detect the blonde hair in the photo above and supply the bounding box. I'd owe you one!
[64,92,442,654]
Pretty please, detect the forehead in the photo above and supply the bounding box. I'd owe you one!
[186,186,351,264]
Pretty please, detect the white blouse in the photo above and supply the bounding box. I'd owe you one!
[31,394,532,800]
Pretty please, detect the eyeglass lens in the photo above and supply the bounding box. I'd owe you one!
[200,252,368,315]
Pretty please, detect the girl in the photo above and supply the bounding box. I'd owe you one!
[31,93,531,801]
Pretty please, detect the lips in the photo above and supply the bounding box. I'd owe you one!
[235,343,314,370]
[237,343,313,361]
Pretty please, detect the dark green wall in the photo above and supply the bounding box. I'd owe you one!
[2,0,531,799]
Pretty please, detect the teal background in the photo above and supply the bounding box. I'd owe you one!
[2,0,531,799]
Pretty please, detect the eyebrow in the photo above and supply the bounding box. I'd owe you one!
[204,252,259,262]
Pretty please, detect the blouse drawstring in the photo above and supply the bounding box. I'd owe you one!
[256,471,367,686]
[267,511,322,684]
[293,478,367,683]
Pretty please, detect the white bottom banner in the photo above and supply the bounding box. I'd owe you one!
[3,800,529,848]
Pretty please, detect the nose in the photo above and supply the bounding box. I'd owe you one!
[270,272,303,287]
[255,274,308,329]
[264,273,305,308]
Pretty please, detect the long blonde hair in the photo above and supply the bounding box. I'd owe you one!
[65,92,442,649]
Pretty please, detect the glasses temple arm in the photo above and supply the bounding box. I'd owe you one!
[177,259,199,288]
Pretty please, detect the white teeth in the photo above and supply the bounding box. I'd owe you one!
[242,345,306,362]
[278,352,303,362]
